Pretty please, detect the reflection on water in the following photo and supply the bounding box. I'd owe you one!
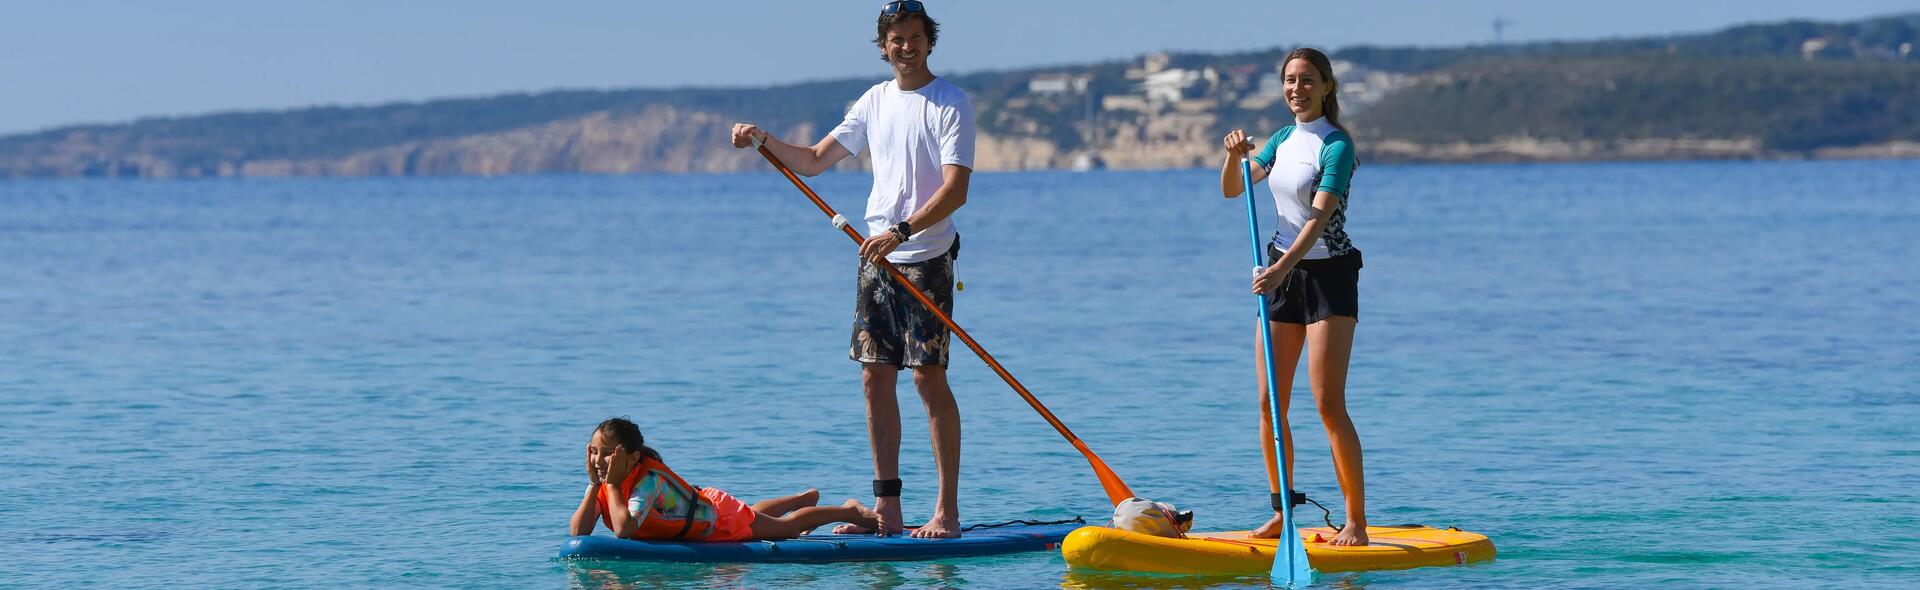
[564,558,971,589]
[566,561,753,589]
[851,561,964,589]
[1061,568,1369,590]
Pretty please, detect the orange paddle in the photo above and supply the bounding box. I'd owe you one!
[753,141,1135,506]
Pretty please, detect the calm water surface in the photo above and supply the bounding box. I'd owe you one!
[1,161,1915,588]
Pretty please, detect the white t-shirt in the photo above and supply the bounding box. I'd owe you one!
[829,77,976,264]
[1250,117,1359,260]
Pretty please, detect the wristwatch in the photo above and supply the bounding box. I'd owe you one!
[890,221,912,243]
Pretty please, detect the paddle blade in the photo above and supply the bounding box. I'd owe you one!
[1272,523,1315,586]
[1076,441,1136,505]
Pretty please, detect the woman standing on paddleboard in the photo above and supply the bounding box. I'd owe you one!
[1218,47,1369,546]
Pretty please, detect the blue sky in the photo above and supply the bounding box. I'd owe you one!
[2,0,1913,134]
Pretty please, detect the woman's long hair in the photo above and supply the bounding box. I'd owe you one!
[1284,47,1356,166]
[1284,47,1350,137]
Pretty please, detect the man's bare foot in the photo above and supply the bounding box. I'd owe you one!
[831,496,904,535]
[1247,512,1288,539]
[910,510,961,539]
[1329,522,1369,546]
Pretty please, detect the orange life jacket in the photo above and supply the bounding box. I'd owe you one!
[596,456,719,541]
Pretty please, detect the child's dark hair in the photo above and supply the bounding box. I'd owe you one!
[873,8,939,62]
[595,416,661,462]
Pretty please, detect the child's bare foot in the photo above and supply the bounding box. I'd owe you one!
[910,510,961,539]
[843,499,882,529]
[1247,512,1288,539]
[831,496,904,535]
[1329,522,1369,546]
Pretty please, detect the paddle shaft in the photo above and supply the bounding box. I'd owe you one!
[754,144,1136,506]
[1242,155,1315,586]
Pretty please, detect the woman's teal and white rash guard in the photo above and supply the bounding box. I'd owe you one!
[1249,117,1358,259]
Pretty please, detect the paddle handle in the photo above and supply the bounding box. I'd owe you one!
[754,144,1136,506]
[1242,155,1315,586]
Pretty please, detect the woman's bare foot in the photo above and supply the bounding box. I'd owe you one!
[910,510,961,539]
[1329,522,1369,546]
[830,496,904,535]
[1248,512,1288,539]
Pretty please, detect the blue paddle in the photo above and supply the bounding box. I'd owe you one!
[1241,153,1315,587]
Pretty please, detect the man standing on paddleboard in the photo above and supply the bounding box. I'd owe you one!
[729,0,973,539]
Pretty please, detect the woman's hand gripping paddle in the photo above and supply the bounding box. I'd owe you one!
[1242,154,1315,587]
[750,136,1136,507]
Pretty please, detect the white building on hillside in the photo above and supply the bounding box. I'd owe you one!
[1143,68,1201,103]
[1029,73,1091,95]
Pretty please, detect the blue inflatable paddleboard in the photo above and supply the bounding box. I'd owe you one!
[558,522,1081,563]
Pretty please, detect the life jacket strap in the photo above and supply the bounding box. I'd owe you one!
[672,501,699,540]
[668,480,703,540]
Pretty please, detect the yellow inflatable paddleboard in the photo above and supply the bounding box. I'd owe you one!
[1062,524,1495,574]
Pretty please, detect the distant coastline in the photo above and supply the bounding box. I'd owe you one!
[4,14,1917,179]
[1369,139,1920,164]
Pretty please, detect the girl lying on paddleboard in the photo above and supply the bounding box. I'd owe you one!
[568,417,881,541]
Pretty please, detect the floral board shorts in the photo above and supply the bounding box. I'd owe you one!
[850,236,958,368]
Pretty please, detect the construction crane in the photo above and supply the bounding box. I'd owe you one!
[1493,16,1516,44]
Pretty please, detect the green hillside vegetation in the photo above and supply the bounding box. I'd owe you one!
[1355,57,1920,150]
[1336,13,1920,71]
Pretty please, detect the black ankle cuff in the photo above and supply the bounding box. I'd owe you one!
[1270,490,1306,511]
[873,478,902,497]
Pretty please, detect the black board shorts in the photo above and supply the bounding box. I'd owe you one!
[850,236,959,368]
[1262,247,1362,325]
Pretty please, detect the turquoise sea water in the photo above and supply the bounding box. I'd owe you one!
[1,161,1916,589]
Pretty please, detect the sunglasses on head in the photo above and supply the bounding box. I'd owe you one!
[880,0,924,16]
